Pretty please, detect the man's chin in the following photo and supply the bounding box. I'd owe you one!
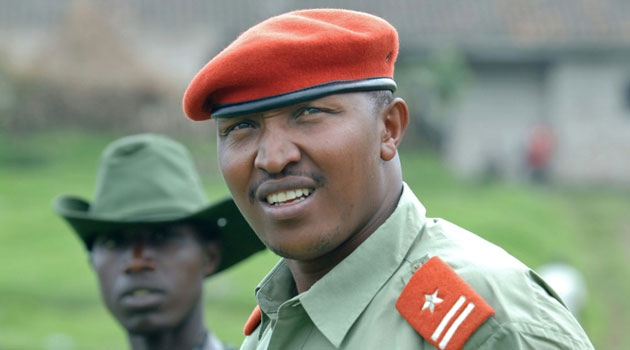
[268,240,336,262]
[120,314,169,335]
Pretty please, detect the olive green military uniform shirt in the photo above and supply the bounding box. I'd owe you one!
[201,331,235,350]
[241,183,594,350]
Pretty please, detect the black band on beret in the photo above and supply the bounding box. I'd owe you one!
[211,77,397,118]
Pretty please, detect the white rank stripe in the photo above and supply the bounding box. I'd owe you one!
[439,302,476,350]
[431,296,466,342]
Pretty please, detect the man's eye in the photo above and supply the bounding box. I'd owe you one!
[95,235,126,250]
[295,107,323,117]
[221,120,255,135]
[233,121,254,130]
[149,228,184,245]
[150,230,171,244]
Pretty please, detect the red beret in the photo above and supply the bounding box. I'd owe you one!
[183,8,399,120]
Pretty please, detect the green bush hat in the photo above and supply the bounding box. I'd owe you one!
[53,133,265,274]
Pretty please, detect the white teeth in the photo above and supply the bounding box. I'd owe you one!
[266,188,313,205]
[132,289,150,297]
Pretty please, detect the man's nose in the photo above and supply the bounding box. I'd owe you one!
[254,125,301,174]
[124,239,156,273]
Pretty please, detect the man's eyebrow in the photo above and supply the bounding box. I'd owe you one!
[215,116,245,127]
[217,100,335,122]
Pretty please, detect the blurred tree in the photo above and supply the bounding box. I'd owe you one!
[3,1,174,133]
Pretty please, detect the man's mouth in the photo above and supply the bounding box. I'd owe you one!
[129,288,153,297]
[119,288,166,309]
[120,286,165,299]
[265,188,313,206]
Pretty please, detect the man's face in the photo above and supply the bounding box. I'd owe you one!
[217,92,388,261]
[90,224,216,334]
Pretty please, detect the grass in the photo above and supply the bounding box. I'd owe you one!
[1,130,628,349]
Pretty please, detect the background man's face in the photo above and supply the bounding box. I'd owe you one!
[90,224,212,333]
[217,92,387,261]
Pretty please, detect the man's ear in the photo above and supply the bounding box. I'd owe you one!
[203,241,222,277]
[380,97,409,161]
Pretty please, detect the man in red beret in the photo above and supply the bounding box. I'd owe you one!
[183,9,594,350]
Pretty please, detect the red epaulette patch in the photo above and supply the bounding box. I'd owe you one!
[396,256,495,350]
[243,305,262,336]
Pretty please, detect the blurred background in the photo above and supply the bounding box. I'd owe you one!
[1,0,629,348]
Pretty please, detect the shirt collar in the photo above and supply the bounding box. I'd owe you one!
[254,183,427,347]
[255,258,297,336]
[301,182,427,347]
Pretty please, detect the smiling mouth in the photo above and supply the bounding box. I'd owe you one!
[265,188,313,206]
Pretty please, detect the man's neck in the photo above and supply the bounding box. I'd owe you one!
[286,184,403,293]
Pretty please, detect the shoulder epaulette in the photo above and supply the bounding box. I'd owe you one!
[396,256,495,350]
[243,305,262,336]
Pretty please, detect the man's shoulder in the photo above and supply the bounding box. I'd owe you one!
[409,217,560,318]
[392,218,593,349]
[404,216,530,292]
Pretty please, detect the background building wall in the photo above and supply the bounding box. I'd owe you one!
[549,58,630,185]
[446,63,545,181]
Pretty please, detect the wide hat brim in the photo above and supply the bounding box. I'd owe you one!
[53,195,265,275]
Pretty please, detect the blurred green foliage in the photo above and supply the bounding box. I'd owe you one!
[0,130,628,349]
